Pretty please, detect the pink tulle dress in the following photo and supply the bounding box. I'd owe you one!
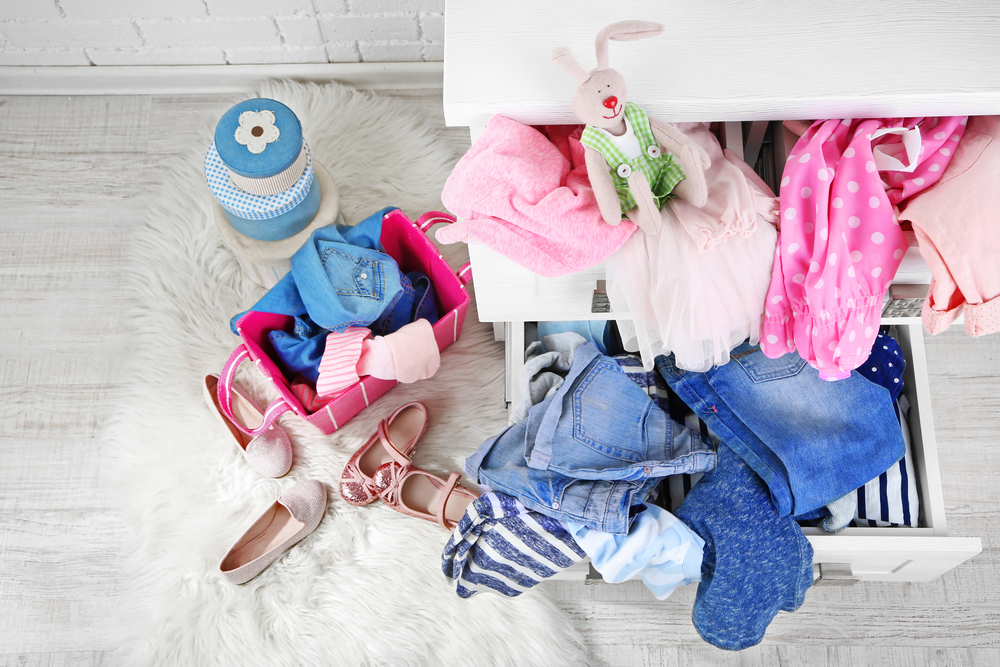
[606,122,779,372]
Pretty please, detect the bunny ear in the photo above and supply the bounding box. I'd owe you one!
[595,20,665,70]
[550,47,590,83]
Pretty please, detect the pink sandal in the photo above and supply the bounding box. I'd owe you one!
[339,402,429,506]
[372,462,479,531]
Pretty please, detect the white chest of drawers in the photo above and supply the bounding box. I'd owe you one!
[443,0,992,582]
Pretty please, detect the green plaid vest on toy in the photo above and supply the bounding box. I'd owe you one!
[580,102,686,213]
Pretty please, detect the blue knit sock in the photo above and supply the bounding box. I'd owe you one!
[675,442,814,651]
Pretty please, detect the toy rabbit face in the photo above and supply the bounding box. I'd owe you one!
[551,20,665,128]
[572,68,628,129]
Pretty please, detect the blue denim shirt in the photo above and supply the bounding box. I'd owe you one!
[466,343,717,534]
[230,207,404,334]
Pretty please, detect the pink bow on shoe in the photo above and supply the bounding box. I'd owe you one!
[371,461,478,531]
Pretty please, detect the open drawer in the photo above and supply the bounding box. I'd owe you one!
[516,318,981,584]
[802,321,981,583]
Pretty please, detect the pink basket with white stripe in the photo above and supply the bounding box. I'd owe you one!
[219,209,471,435]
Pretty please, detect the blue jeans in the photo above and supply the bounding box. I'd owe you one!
[655,341,904,517]
[466,343,717,534]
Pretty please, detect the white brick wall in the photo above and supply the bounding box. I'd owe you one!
[0,0,445,66]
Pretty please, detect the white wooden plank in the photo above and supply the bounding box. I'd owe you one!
[0,62,444,95]
[444,1,1000,127]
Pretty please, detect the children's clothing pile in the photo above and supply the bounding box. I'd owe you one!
[230,208,442,407]
[447,323,915,650]
[434,116,1000,652]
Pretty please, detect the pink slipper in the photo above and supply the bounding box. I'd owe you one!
[219,480,327,584]
[339,402,429,506]
[372,462,479,531]
[204,374,293,478]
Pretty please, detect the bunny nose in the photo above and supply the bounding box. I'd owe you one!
[603,96,619,110]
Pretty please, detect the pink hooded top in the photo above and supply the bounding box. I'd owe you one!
[761,117,966,380]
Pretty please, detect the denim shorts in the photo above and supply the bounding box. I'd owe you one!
[655,341,904,517]
[466,343,717,534]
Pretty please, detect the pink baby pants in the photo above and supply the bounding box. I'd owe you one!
[762,117,966,379]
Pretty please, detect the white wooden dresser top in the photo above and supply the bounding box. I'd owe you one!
[444,0,1000,130]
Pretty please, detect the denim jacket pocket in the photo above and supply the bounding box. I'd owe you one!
[320,246,385,301]
[731,349,808,383]
[570,357,651,464]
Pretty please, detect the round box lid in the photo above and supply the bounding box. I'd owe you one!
[214,98,303,178]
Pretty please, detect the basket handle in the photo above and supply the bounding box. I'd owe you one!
[413,211,473,286]
[456,262,473,286]
[217,344,294,437]
[415,211,456,232]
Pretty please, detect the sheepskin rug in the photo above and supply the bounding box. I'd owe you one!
[105,80,588,667]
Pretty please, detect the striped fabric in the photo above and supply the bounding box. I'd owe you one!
[580,102,686,212]
[441,492,586,598]
[228,144,309,196]
[289,376,331,412]
[315,327,372,398]
[855,396,920,527]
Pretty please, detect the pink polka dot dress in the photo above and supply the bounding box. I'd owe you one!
[761,117,966,380]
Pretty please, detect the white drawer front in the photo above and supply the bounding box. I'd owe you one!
[469,243,610,322]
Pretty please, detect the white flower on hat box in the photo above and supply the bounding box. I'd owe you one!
[234,109,280,154]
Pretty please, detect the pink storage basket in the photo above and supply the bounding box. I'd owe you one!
[217,209,472,435]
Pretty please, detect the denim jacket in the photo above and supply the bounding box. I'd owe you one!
[230,207,405,334]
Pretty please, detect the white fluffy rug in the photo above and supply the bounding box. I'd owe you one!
[106,80,588,667]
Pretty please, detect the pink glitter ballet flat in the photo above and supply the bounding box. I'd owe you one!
[219,479,327,585]
[372,462,479,531]
[204,374,293,478]
[339,402,429,506]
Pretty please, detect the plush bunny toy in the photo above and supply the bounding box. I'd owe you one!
[552,20,711,235]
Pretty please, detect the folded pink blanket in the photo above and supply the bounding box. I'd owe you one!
[438,115,636,277]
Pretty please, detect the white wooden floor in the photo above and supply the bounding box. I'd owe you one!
[0,91,997,667]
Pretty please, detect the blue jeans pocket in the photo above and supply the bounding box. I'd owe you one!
[320,246,385,301]
[731,349,808,383]
[571,358,651,464]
